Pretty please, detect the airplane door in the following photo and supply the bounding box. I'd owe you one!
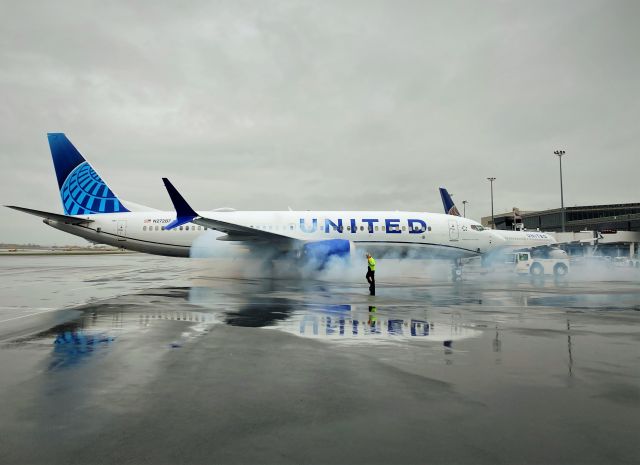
[448,220,459,241]
[116,220,127,241]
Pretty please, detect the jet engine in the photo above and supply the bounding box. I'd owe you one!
[301,239,353,268]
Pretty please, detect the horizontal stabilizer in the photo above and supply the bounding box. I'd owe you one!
[6,205,94,224]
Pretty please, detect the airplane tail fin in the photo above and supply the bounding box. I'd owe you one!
[48,133,129,215]
[439,187,461,216]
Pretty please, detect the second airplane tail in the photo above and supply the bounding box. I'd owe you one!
[48,133,130,215]
[439,187,461,216]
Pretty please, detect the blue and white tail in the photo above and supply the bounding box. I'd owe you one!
[439,187,461,217]
[48,133,129,215]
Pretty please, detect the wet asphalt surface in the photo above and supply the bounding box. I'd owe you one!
[0,255,639,465]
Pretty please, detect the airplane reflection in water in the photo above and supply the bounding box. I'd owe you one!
[270,304,480,342]
[11,304,217,369]
[11,288,482,369]
[10,320,119,369]
[188,287,481,343]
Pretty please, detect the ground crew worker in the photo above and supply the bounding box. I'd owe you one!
[366,253,376,296]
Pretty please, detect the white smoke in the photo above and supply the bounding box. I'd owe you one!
[188,232,457,285]
[188,230,640,285]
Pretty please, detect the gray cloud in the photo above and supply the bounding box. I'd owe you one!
[1,0,638,244]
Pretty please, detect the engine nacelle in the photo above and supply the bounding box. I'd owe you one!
[302,239,352,266]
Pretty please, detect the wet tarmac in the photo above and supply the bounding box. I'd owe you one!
[0,255,639,464]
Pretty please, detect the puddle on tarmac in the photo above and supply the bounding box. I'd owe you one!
[5,285,482,357]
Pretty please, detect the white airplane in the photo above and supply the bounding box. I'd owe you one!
[438,187,557,249]
[7,134,506,266]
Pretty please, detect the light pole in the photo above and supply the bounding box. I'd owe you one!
[554,150,566,232]
[462,200,468,218]
[487,177,496,229]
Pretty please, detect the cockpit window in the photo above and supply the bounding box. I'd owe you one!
[470,225,485,231]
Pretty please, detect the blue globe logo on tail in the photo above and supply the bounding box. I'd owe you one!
[60,162,128,215]
[48,133,129,215]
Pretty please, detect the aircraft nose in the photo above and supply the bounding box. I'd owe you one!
[489,230,506,242]
[486,230,506,250]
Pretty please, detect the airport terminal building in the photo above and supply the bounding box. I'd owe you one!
[481,203,640,258]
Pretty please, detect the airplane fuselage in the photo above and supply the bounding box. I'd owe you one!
[490,229,555,250]
[45,210,501,258]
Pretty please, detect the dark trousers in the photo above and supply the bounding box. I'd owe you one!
[366,268,375,295]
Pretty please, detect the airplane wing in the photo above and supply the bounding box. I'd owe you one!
[161,178,293,242]
[5,205,94,225]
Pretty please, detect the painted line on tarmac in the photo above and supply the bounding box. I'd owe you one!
[0,308,60,324]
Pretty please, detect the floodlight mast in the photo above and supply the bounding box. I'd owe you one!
[487,177,496,229]
[554,150,566,232]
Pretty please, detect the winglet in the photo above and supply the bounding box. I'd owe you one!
[439,187,461,216]
[162,178,198,229]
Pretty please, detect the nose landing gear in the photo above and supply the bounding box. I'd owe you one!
[452,259,463,282]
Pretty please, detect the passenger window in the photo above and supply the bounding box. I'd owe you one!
[290,225,294,230]
[402,226,406,231]
[347,226,351,231]
[179,226,183,230]
[143,226,147,231]
[161,226,165,231]
[428,226,432,231]
[359,226,364,231]
[382,226,386,231]
[185,226,189,231]
[375,226,379,231]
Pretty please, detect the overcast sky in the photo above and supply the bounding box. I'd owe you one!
[1,0,638,244]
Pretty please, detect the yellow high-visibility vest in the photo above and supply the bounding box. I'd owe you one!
[368,257,376,271]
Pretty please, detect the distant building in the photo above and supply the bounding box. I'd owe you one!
[481,203,640,258]
[482,203,640,233]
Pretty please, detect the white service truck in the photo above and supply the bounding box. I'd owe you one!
[506,250,570,277]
